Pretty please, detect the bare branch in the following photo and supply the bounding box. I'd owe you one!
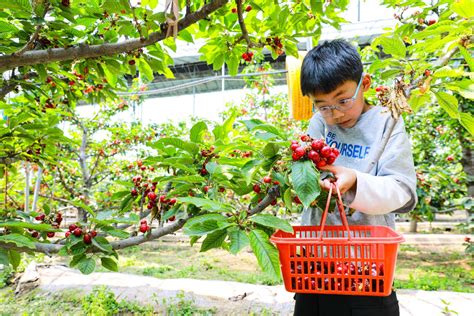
[0,82,18,100]
[235,0,252,47]
[0,0,229,72]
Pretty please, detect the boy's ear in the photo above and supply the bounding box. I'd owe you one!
[362,73,371,92]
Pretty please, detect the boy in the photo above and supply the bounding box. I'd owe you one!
[295,39,417,315]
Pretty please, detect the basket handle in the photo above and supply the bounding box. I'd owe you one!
[318,183,352,241]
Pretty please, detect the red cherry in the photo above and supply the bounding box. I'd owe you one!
[169,198,177,205]
[242,52,249,60]
[326,153,337,165]
[65,231,71,238]
[168,216,176,222]
[292,152,301,161]
[424,69,432,77]
[47,232,55,238]
[320,146,332,158]
[316,160,327,168]
[294,147,305,158]
[32,231,39,238]
[69,224,77,232]
[128,59,136,65]
[311,140,324,151]
[231,7,237,13]
[263,176,272,183]
[271,199,277,206]
[427,19,436,25]
[446,155,454,162]
[331,147,340,157]
[290,143,299,151]
[245,5,252,12]
[293,196,302,204]
[273,180,280,185]
[308,150,320,162]
[253,184,261,193]
[159,195,167,203]
[291,140,299,144]
[140,219,147,225]
[300,135,311,142]
[90,230,97,238]
[83,233,92,244]
[68,80,75,86]
[139,224,148,233]
[203,186,210,193]
[375,86,383,92]
[73,227,82,237]
[131,188,138,196]
[147,192,157,201]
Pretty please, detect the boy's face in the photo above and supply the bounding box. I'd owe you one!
[310,74,371,128]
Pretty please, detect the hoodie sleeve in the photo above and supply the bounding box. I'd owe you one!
[345,117,418,214]
[307,114,326,140]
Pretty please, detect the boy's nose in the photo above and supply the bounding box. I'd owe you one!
[332,109,345,120]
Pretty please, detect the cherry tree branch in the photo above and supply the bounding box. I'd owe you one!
[0,0,228,72]
[13,25,43,56]
[248,185,280,216]
[0,217,189,255]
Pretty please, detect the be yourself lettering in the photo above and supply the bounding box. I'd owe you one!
[326,132,370,159]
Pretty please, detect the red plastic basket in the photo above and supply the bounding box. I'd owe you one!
[270,185,404,296]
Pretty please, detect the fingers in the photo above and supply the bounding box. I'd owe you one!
[318,164,337,173]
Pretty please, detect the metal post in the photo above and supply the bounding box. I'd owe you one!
[222,64,225,107]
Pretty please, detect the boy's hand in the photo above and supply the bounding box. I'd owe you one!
[318,165,357,194]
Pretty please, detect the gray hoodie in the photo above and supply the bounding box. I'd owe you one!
[302,106,417,229]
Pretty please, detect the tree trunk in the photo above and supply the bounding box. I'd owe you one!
[409,218,418,233]
[457,100,473,208]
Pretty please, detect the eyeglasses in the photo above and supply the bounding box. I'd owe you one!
[312,75,363,118]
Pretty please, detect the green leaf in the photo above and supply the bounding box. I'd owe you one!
[70,201,96,217]
[138,59,154,82]
[102,64,118,87]
[248,230,281,280]
[156,137,199,155]
[0,221,60,232]
[262,142,280,158]
[434,91,459,118]
[78,257,96,275]
[111,190,131,200]
[290,160,321,208]
[445,80,474,99]
[249,214,293,233]
[283,188,293,210]
[200,229,227,252]
[251,124,284,140]
[433,66,464,78]
[190,121,208,143]
[409,90,432,112]
[120,195,135,213]
[100,257,118,272]
[0,249,9,266]
[69,254,86,268]
[451,0,474,18]
[8,250,21,270]
[228,229,249,254]
[91,237,113,253]
[178,197,232,212]
[0,234,35,249]
[183,214,229,236]
[379,36,406,58]
[102,227,130,238]
[459,46,474,71]
[0,21,18,33]
[459,112,474,136]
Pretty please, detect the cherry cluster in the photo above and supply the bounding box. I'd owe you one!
[241,51,254,62]
[290,135,339,169]
[199,145,217,176]
[65,224,97,245]
[32,212,63,239]
[290,261,385,292]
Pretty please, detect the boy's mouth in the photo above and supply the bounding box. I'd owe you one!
[338,119,352,127]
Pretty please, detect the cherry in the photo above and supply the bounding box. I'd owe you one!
[263,176,272,183]
[203,186,210,193]
[245,5,252,12]
[73,227,82,237]
[290,143,299,151]
[128,59,136,65]
[231,7,237,13]
[69,224,77,232]
[293,196,302,204]
[427,19,436,25]
[147,192,157,201]
[326,153,337,165]
[446,155,454,162]
[424,69,432,77]
[65,231,71,238]
[273,180,280,185]
[31,231,39,238]
[139,224,148,233]
[169,198,177,205]
[316,160,327,168]
[311,139,324,151]
[253,184,261,193]
[90,230,97,238]
[131,188,138,196]
[83,233,92,244]
[332,147,340,157]
[294,147,306,158]
[68,80,75,86]
[300,135,311,142]
[140,219,147,225]
[47,232,55,238]
[320,146,332,158]
[159,195,167,203]
[292,152,301,161]
[308,150,320,162]
[168,216,176,222]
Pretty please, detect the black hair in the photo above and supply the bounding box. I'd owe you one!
[300,39,363,96]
